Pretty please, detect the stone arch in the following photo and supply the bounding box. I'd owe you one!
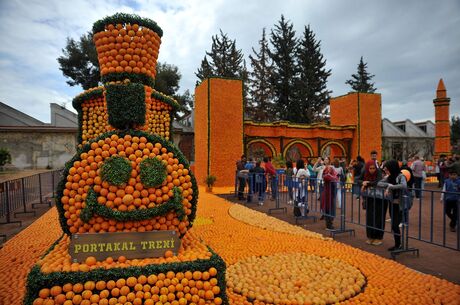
[320,141,347,159]
[283,140,314,162]
[247,139,276,159]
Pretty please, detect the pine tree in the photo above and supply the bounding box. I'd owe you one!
[295,25,332,123]
[270,15,298,121]
[345,56,377,93]
[207,30,244,78]
[195,56,213,84]
[248,28,276,122]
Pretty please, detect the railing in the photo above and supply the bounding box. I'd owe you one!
[234,172,460,257]
[0,170,62,242]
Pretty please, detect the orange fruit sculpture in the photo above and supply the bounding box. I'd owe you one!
[24,13,228,305]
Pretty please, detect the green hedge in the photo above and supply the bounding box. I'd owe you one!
[24,237,228,305]
[92,12,163,37]
[57,130,197,235]
[106,83,146,129]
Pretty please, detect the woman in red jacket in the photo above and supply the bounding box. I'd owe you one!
[321,157,338,230]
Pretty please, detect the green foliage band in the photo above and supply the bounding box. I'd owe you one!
[81,187,185,223]
[72,87,104,110]
[102,72,155,88]
[24,237,228,305]
[152,91,180,110]
[106,83,146,129]
[57,130,197,235]
[92,12,163,37]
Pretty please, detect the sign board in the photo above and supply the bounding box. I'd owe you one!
[69,231,181,263]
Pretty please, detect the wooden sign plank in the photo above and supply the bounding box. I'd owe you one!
[69,231,181,263]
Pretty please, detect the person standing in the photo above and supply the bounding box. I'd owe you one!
[313,157,326,200]
[440,169,460,232]
[245,158,256,203]
[370,150,379,168]
[264,157,277,200]
[285,160,294,205]
[411,156,425,199]
[321,157,338,230]
[333,158,344,209]
[353,156,365,200]
[307,158,317,193]
[294,159,310,215]
[360,160,384,245]
[253,161,266,206]
[236,155,247,200]
[378,160,408,251]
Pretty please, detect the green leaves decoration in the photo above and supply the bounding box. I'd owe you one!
[92,13,163,37]
[100,156,132,186]
[106,83,146,129]
[81,187,185,224]
[140,157,167,188]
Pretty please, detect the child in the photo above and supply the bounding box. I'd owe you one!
[440,169,460,232]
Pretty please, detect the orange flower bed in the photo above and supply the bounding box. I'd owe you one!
[1,188,459,305]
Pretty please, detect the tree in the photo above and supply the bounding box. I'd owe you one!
[270,15,298,121]
[195,56,213,84]
[154,62,181,96]
[195,30,245,82]
[174,89,194,119]
[345,56,377,93]
[57,32,100,90]
[295,25,332,124]
[0,148,11,168]
[248,28,276,122]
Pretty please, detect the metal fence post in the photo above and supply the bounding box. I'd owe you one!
[14,178,36,217]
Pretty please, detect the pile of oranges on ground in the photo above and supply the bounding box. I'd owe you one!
[226,253,365,305]
[31,267,223,305]
[62,133,193,235]
[0,187,459,305]
[37,231,212,274]
[93,23,160,78]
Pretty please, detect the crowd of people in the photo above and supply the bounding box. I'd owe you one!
[236,152,460,250]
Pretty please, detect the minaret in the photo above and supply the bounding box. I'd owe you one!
[433,79,451,157]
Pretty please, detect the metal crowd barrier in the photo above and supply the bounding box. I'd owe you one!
[234,172,460,257]
[0,169,62,241]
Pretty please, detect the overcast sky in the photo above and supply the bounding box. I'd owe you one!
[0,0,459,124]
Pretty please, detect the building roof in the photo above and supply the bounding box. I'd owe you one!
[383,118,434,138]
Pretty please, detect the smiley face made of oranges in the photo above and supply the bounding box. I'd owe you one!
[57,130,198,238]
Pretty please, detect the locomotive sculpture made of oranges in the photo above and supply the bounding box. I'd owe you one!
[25,13,228,305]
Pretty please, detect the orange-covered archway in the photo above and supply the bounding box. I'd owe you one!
[320,141,347,159]
[247,139,276,159]
[283,140,314,162]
